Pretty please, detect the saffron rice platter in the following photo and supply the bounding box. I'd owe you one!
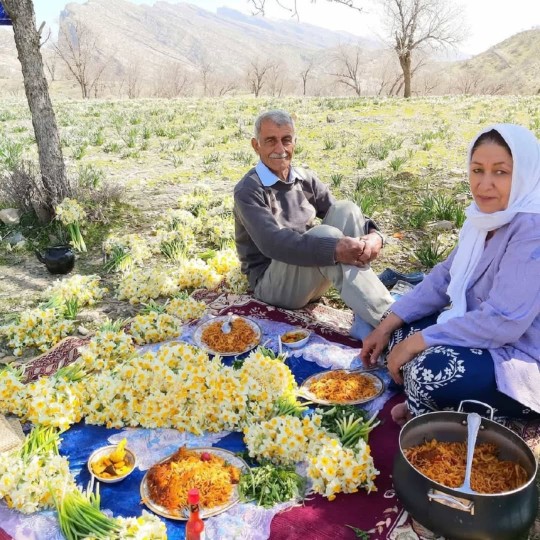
[140,446,249,520]
[297,369,384,405]
[193,315,262,356]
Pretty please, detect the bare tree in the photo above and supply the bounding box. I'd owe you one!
[329,44,364,96]
[153,61,192,98]
[194,53,214,97]
[1,0,69,222]
[299,56,316,96]
[247,58,274,97]
[379,0,464,98]
[54,18,110,98]
[124,61,142,99]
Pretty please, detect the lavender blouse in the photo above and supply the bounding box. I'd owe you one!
[391,212,540,413]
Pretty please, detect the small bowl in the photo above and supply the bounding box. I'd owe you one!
[88,445,136,483]
[280,328,311,349]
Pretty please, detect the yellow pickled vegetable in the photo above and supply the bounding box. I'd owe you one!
[91,438,132,478]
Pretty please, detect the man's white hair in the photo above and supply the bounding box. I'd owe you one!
[254,110,295,141]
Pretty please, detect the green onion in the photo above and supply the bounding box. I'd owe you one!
[20,425,61,462]
[238,463,305,508]
[53,483,120,540]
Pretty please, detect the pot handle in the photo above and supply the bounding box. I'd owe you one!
[428,489,475,514]
[458,399,494,421]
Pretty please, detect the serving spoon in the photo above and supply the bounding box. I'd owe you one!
[221,313,233,334]
[457,412,482,495]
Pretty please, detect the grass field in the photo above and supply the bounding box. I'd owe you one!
[1,93,540,322]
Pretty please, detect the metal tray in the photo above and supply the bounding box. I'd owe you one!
[140,446,249,520]
[193,315,261,356]
[297,369,385,405]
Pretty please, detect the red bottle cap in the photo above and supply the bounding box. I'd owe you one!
[188,488,200,504]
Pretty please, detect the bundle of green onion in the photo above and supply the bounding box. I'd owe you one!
[54,483,120,540]
[238,463,306,508]
[318,404,380,448]
[20,425,60,461]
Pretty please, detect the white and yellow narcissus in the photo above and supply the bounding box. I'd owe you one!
[0,307,74,356]
[81,344,296,433]
[78,329,136,371]
[307,435,379,500]
[0,450,75,514]
[116,511,167,539]
[128,312,181,345]
[164,296,207,322]
[44,274,107,307]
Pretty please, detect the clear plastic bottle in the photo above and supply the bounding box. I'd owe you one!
[186,488,205,540]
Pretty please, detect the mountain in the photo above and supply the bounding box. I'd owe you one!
[0,1,539,97]
[448,28,540,94]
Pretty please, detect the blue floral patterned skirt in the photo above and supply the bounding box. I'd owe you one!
[388,314,539,419]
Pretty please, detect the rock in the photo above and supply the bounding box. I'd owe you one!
[78,325,90,336]
[0,351,5,359]
[449,168,465,177]
[0,208,21,225]
[3,231,25,246]
[326,114,336,123]
[428,220,454,231]
[78,310,102,323]
[0,355,16,364]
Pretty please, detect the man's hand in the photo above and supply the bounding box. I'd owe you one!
[334,237,368,267]
[357,232,383,265]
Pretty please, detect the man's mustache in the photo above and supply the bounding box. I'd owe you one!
[269,152,288,158]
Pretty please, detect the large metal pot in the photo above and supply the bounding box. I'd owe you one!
[393,401,538,540]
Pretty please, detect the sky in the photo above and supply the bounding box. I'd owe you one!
[32,0,540,55]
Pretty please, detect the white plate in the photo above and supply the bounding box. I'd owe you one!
[280,328,311,349]
[193,315,261,356]
[297,369,385,405]
[140,447,249,520]
[88,445,136,483]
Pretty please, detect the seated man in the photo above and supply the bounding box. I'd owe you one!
[233,109,393,338]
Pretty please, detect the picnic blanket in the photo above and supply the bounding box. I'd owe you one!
[1,290,539,539]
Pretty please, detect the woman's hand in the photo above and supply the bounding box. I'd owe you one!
[387,332,427,385]
[360,312,403,367]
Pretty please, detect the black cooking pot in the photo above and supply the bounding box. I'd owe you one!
[35,245,75,274]
[393,402,538,540]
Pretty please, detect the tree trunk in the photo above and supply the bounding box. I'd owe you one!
[399,52,412,98]
[2,0,69,222]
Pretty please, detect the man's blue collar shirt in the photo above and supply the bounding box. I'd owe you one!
[256,160,301,186]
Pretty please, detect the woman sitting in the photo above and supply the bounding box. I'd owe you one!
[361,124,540,424]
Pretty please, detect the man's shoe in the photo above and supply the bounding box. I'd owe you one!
[378,268,424,289]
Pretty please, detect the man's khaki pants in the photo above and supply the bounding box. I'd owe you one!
[254,201,394,327]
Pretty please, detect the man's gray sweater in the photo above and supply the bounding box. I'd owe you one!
[234,166,370,290]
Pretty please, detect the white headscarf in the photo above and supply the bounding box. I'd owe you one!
[438,124,540,324]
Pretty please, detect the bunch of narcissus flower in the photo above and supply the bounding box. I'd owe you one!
[175,258,223,290]
[156,208,197,231]
[117,266,181,304]
[81,344,296,432]
[44,274,107,308]
[128,312,182,345]
[103,233,154,273]
[202,215,235,249]
[243,415,323,466]
[78,323,135,371]
[115,511,167,539]
[206,248,240,276]
[164,295,207,322]
[0,307,74,356]
[55,197,87,252]
[306,434,378,500]
[0,426,76,514]
[23,362,87,431]
[155,228,197,261]
[0,364,26,416]
[223,265,249,294]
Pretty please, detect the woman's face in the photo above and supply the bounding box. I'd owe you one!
[469,141,513,213]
